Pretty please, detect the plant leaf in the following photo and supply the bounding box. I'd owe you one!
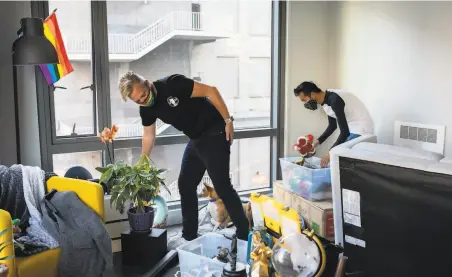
[157,168,167,174]
[95,166,109,173]
[139,172,152,178]
[100,168,113,183]
[0,255,14,261]
[159,181,171,195]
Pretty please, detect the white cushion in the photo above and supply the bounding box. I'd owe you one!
[352,142,444,162]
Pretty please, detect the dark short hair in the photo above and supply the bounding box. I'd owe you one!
[294,81,321,96]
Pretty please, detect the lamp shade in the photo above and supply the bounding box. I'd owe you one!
[12,17,58,66]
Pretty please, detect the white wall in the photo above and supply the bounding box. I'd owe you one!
[0,1,37,166]
[284,1,338,157]
[335,1,452,157]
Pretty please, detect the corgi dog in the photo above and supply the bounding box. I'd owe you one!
[199,183,253,231]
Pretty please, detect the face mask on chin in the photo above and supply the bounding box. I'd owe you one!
[304,99,318,111]
[140,84,155,107]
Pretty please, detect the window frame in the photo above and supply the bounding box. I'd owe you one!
[33,0,287,193]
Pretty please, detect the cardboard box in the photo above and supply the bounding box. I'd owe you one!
[273,180,334,241]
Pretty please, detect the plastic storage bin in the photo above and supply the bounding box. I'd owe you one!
[177,233,249,276]
[279,157,332,200]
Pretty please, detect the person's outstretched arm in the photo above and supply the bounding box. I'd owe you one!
[317,116,338,146]
[191,82,234,144]
[330,100,350,148]
[142,123,156,157]
[320,97,350,168]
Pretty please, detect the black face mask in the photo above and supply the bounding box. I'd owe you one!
[304,99,318,111]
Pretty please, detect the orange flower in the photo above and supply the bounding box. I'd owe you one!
[98,125,119,143]
[111,124,119,140]
[97,133,106,144]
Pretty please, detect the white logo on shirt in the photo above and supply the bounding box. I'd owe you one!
[167,96,179,107]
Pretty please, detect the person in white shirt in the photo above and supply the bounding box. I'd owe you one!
[294,81,373,167]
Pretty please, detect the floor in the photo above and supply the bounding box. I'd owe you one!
[161,225,182,277]
[106,222,237,277]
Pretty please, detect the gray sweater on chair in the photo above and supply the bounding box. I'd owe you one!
[41,190,113,277]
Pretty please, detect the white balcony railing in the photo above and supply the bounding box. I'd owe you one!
[57,118,168,137]
[64,11,203,55]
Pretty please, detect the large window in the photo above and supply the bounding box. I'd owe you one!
[34,0,286,203]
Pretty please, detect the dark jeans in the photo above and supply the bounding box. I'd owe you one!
[177,132,249,241]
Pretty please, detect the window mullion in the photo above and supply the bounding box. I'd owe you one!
[92,0,112,165]
[275,0,287,181]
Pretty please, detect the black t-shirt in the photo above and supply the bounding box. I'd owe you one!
[139,74,225,139]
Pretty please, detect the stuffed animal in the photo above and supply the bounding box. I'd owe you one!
[293,134,316,158]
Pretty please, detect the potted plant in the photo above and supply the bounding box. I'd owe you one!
[0,228,13,277]
[97,155,169,232]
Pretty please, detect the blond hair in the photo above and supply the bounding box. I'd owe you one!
[118,71,146,102]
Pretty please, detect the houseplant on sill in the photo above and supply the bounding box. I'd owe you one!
[0,228,14,277]
[97,154,169,232]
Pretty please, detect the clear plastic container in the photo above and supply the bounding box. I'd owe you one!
[177,233,249,276]
[279,157,332,200]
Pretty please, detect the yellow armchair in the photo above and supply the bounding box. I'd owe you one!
[0,176,104,277]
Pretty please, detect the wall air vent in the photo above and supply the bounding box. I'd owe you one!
[394,121,445,155]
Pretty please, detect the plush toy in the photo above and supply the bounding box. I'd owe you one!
[293,134,316,158]
[12,218,21,234]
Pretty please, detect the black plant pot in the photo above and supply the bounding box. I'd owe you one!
[127,206,155,232]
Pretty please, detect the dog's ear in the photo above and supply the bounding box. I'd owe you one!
[204,183,214,192]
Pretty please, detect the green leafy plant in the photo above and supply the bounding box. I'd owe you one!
[0,229,14,262]
[96,155,169,214]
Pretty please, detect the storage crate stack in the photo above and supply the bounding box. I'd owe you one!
[275,156,334,241]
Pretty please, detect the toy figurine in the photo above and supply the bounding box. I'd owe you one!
[230,235,237,270]
[214,246,230,263]
[222,234,247,277]
[249,242,272,277]
[12,219,21,234]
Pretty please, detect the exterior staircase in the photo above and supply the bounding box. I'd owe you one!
[65,11,230,62]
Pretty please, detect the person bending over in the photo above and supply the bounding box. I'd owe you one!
[294,81,373,167]
[119,72,249,249]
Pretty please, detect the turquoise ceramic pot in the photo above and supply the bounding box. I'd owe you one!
[152,195,168,228]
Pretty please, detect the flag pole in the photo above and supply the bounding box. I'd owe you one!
[44,8,57,21]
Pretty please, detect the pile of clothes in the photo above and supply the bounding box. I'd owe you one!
[0,165,112,276]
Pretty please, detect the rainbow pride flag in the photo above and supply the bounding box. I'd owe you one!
[39,12,73,85]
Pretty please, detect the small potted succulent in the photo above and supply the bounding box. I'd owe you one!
[97,155,168,232]
[0,229,13,277]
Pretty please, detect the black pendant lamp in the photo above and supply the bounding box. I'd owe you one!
[12,17,58,66]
